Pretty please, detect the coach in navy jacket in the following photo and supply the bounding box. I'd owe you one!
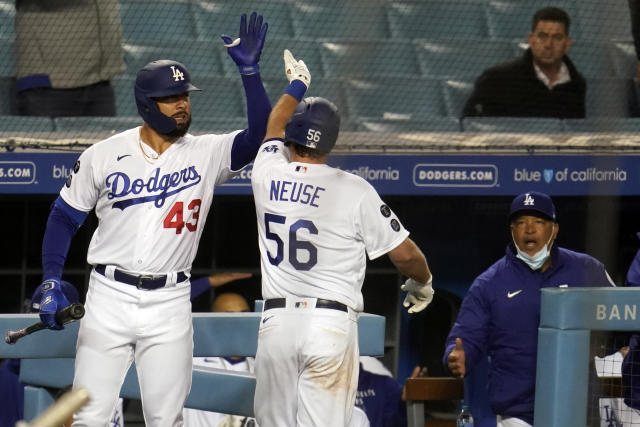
[443,191,614,427]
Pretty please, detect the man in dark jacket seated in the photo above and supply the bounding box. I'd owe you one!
[463,7,585,118]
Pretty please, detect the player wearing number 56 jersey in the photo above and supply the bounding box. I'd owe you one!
[250,50,435,427]
[37,13,270,427]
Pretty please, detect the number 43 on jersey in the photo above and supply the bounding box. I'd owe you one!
[163,199,202,234]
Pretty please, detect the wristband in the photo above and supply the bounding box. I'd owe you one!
[285,80,307,102]
[238,64,259,75]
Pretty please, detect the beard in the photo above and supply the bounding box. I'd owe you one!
[162,115,191,139]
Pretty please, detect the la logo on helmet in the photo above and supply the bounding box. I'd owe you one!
[170,65,185,82]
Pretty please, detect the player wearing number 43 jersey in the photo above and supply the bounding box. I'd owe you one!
[250,49,435,427]
[37,12,270,427]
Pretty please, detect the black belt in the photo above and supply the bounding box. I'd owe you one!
[95,264,187,290]
[264,298,348,312]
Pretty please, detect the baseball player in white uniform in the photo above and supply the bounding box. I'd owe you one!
[35,13,271,427]
[250,50,435,427]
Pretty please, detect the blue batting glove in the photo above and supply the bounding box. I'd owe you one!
[221,11,268,75]
[39,278,70,330]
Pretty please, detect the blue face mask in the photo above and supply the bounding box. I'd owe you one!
[512,232,555,270]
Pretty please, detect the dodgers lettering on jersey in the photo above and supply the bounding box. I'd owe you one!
[251,140,409,312]
[269,179,325,207]
[60,127,242,274]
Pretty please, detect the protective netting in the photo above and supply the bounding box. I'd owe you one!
[1,0,640,146]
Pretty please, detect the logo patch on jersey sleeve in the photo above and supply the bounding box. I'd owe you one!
[390,219,400,232]
[73,160,80,174]
[263,144,279,153]
[65,175,73,188]
[380,204,391,217]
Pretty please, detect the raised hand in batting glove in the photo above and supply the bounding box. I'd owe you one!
[283,49,310,88]
[401,276,434,314]
[221,11,268,75]
[38,278,71,330]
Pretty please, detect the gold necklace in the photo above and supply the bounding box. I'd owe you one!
[138,137,159,164]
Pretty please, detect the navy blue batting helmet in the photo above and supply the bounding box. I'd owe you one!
[285,97,340,153]
[134,60,200,134]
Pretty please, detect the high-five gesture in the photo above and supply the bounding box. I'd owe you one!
[221,12,268,75]
[284,49,310,88]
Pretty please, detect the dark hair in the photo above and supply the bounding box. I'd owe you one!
[532,7,571,35]
[285,141,328,159]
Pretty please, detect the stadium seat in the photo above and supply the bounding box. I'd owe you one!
[220,37,323,79]
[0,116,54,132]
[111,75,137,116]
[320,40,421,78]
[585,78,638,117]
[415,39,516,79]
[261,77,348,119]
[387,0,488,40]
[290,1,390,40]
[189,117,249,135]
[0,2,14,40]
[119,0,197,44]
[563,118,640,133]
[576,0,632,43]
[54,116,142,133]
[486,0,580,41]
[357,117,461,133]
[442,79,474,118]
[188,76,246,121]
[344,77,446,121]
[611,41,638,79]
[0,76,14,114]
[192,1,295,40]
[461,116,566,133]
[0,39,15,77]
[123,42,225,78]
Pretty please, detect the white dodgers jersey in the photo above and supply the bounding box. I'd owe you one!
[60,127,241,274]
[251,140,409,312]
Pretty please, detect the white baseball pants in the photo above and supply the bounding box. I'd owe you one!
[254,298,359,427]
[72,269,193,427]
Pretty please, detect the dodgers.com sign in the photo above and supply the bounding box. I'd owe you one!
[1,152,638,195]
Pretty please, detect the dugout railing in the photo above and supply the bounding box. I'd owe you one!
[535,287,640,426]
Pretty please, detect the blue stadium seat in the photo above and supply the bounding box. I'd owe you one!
[192,1,294,40]
[585,78,638,117]
[188,76,246,121]
[611,41,638,78]
[290,1,390,40]
[119,0,197,44]
[0,2,14,40]
[111,75,137,116]
[0,76,14,114]
[54,116,142,133]
[442,79,474,118]
[220,37,323,79]
[357,117,461,133]
[122,42,225,78]
[0,116,54,132]
[461,117,566,133]
[387,0,488,40]
[0,39,15,77]
[415,39,516,79]
[189,117,249,135]
[344,77,446,120]
[320,40,421,78]
[564,118,640,133]
[576,1,632,42]
[261,77,348,119]
[486,0,580,41]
